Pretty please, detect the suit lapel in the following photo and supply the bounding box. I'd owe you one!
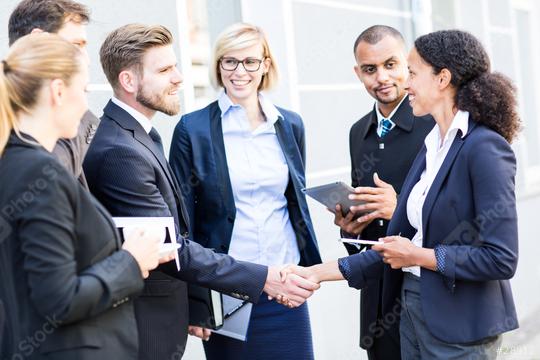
[104,101,180,200]
[421,133,466,237]
[209,102,235,212]
[274,118,300,190]
[391,146,427,234]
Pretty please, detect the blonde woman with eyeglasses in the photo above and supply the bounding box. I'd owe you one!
[169,23,321,360]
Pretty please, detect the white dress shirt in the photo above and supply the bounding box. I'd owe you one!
[403,110,469,277]
[111,96,153,134]
[374,95,407,136]
[219,91,300,266]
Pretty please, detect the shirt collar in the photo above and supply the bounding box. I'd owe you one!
[375,94,408,124]
[425,110,469,150]
[362,95,412,139]
[218,90,282,125]
[111,96,153,134]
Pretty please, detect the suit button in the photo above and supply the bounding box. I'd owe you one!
[227,216,234,223]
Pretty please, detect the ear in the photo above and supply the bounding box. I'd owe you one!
[49,79,65,107]
[30,28,44,35]
[262,57,271,74]
[117,69,139,94]
[438,68,452,90]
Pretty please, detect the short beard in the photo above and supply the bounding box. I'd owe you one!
[136,84,180,116]
[375,86,404,105]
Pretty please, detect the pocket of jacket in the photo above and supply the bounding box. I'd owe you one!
[39,325,102,354]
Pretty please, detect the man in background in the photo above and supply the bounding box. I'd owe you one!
[334,25,434,359]
[8,0,99,188]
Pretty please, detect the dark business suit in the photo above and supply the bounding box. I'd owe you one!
[83,100,268,360]
[53,110,100,189]
[0,133,144,360]
[344,120,518,344]
[345,99,433,358]
[169,101,322,266]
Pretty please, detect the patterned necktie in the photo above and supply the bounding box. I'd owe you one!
[149,127,165,155]
[380,118,393,138]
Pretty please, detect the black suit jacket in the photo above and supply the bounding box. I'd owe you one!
[0,133,144,360]
[169,101,321,266]
[83,100,268,360]
[346,99,434,350]
[52,110,100,189]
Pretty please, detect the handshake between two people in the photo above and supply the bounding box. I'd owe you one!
[272,235,438,308]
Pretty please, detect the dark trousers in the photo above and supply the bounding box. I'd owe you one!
[367,332,401,360]
[400,273,502,359]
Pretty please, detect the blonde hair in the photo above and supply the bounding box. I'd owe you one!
[0,33,82,156]
[210,22,279,91]
[100,24,173,90]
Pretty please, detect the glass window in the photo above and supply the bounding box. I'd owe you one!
[515,8,540,167]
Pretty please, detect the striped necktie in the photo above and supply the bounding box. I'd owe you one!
[380,118,393,138]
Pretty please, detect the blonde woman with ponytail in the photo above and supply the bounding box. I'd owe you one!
[0,33,173,360]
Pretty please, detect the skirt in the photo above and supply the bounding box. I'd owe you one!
[203,293,314,360]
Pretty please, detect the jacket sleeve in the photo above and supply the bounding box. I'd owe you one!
[19,161,144,325]
[338,249,385,290]
[160,238,268,303]
[437,134,518,285]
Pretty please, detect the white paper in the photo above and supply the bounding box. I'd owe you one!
[112,217,180,270]
[338,238,381,246]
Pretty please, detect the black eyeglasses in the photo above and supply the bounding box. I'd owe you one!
[219,57,265,72]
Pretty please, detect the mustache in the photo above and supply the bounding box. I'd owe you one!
[375,84,396,91]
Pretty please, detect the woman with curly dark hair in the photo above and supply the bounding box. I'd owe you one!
[367,29,521,358]
[281,29,520,359]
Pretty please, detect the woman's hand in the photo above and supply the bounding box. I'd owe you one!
[372,236,419,269]
[372,236,437,271]
[122,227,163,278]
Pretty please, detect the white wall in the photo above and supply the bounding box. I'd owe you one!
[1,0,538,358]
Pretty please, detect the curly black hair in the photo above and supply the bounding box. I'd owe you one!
[414,30,521,143]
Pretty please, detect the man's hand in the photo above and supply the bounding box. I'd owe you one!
[332,204,372,236]
[264,266,320,308]
[188,325,211,341]
[349,173,397,222]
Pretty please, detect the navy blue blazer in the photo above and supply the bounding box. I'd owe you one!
[83,100,267,360]
[343,120,518,343]
[169,101,322,267]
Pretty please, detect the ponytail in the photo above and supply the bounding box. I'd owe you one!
[0,61,18,157]
[0,33,82,157]
[457,72,521,143]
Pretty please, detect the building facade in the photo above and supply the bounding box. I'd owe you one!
[1,0,538,358]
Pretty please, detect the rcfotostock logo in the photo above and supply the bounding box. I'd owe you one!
[0,215,12,244]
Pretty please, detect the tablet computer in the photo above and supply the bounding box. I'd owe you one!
[302,181,365,215]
